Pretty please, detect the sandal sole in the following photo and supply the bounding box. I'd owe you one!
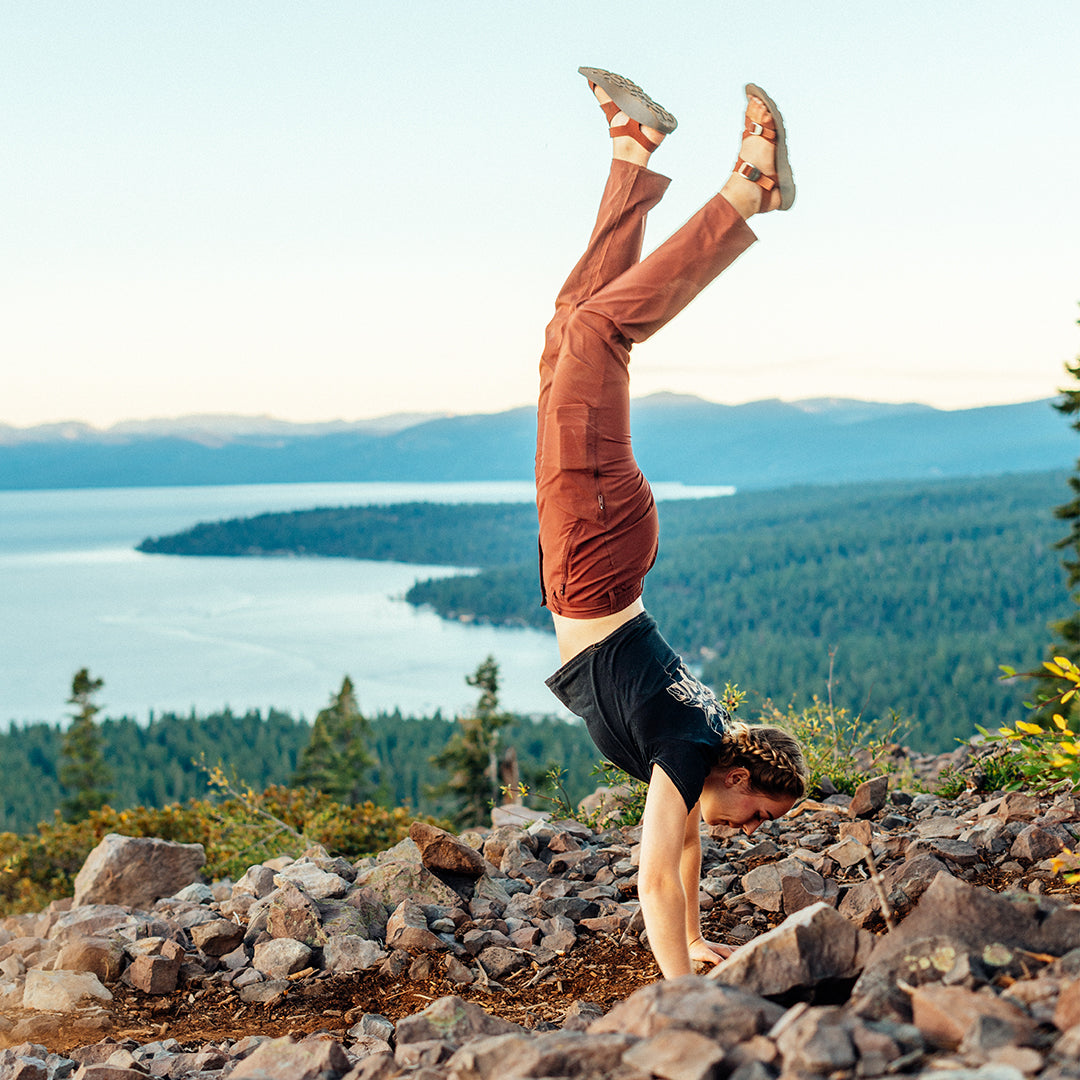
[578,66,678,134]
[745,83,795,210]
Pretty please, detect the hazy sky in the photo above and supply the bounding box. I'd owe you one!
[4,0,1078,429]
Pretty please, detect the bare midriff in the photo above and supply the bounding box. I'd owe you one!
[551,597,645,665]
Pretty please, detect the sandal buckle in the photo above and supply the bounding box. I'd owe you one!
[736,160,762,182]
[746,121,765,137]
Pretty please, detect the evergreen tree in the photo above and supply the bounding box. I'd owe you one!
[292,676,375,804]
[429,656,512,828]
[1052,329,1080,665]
[59,668,113,821]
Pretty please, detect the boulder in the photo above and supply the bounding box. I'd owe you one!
[252,938,313,979]
[395,994,526,1047]
[73,835,205,909]
[23,968,112,1011]
[590,975,784,1045]
[323,934,386,973]
[410,821,493,877]
[230,1035,351,1080]
[710,903,871,998]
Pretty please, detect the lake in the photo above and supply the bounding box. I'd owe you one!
[0,481,732,727]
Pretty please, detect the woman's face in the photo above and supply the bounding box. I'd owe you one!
[700,767,795,835]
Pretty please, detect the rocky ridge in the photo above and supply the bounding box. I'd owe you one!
[1,781,1079,1080]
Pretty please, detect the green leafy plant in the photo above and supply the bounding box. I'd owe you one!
[996,656,1080,792]
[934,766,968,800]
[758,653,906,796]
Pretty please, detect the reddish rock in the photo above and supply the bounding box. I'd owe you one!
[910,983,1037,1050]
[409,821,491,877]
[128,953,180,995]
[848,776,888,819]
[73,834,205,909]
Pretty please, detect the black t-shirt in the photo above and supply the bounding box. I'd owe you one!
[545,612,729,812]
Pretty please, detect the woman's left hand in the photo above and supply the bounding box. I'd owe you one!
[688,936,734,965]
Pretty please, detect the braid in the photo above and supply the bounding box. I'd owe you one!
[715,721,808,800]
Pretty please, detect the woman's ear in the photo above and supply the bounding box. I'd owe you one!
[725,766,751,788]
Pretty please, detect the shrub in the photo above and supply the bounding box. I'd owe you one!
[995,656,1080,792]
[758,694,905,796]
[0,782,439,917]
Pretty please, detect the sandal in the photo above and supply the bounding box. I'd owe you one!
[578,66,677,154]
[734,83,795,211]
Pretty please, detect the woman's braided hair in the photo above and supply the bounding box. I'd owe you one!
[715,721,808,800]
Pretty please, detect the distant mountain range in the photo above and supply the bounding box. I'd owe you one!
[0,395,1072,491]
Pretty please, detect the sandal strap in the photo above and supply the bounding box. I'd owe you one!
[734,157,777,192]
[587,80,623,124]
[588,76,661,153]
[611,119,660,154]
[742,119,777,142]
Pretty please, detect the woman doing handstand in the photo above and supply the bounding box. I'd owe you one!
[536,67,809,980]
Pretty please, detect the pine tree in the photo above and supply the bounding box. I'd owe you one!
[59,668,113,821]
[429,656,512,828]
[292,676,375,804]
[1050,326,1080,666]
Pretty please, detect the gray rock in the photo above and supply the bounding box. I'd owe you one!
[775,1005,857,1074]
[911,983,1039,1050]
[234,864,278,898]
[395,994,526,1047]
[907,837,981,866]
[861,873,1080,973]
[477,946,526,980]
[238,979,290,1005]
[230,1034,351,1079]
[190,917,245,957]
[252,937,312,978]
[353,859,461,909]
[127,952,180,994]
[55,935,126,982]
[445,1030,635,1080]
[386,898,446,952]
[622,1028,725,1080]
[590,975,784,1045]
[73,834,205,909]
[350,1012,395,1043]
[710,902,870,998]
[46,905,147,945]
[838,854,950,927]
[273,862,352,899]
[323,934,386,973]
[266,880,325,946]
[1011,824,1065,862]
[23,968,112,1011]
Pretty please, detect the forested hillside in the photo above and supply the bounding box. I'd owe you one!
[0,705,600,836]
[140,471,1072,753]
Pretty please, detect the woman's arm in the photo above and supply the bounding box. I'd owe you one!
[680,806,734,964]
[637,764,695,978]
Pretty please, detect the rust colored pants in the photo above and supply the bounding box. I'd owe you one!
[536,160,757,617]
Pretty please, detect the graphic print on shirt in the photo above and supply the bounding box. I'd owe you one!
[664,660,730,735]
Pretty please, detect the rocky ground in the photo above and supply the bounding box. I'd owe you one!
[1,769,1079,1080]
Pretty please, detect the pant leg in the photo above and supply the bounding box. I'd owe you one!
[537,160,670,470]
[579,192,756,344]
[537,194,757,617]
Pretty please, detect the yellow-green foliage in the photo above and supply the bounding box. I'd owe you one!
[0,785,435,917]
[759,695,905,797]
[997,656,1080,792]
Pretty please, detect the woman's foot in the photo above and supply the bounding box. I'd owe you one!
[579,66,676,167]
[720,85,795,219]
